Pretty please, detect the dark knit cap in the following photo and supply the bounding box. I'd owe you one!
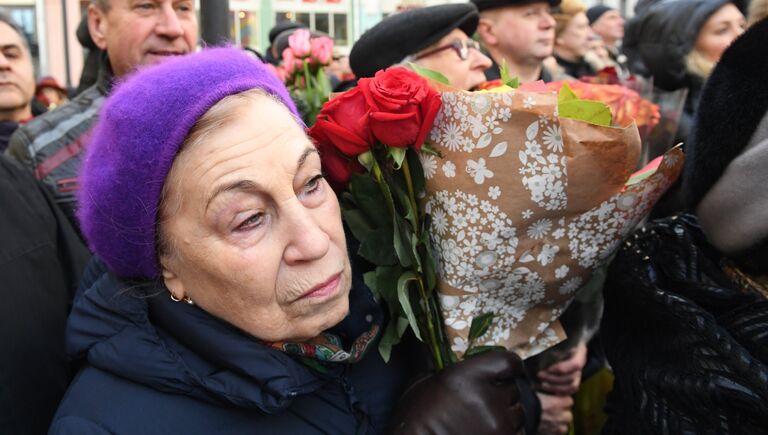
[586,5,613,24]
[472,0,561,13]
[268,20,305,45]
[350,3,479,78]
[77,47,299,279]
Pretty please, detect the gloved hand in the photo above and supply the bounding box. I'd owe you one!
[388,350,529,435]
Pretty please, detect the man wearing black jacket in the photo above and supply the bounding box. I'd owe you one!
[0,154,90,434]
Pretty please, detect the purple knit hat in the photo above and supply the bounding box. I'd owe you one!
[78,47,299,279]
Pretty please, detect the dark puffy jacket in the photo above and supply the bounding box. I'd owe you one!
[601,215,768,434]
[49,258,418,434]
[4,57,111,231]
[622,0,729,146]
[0,154,90,434]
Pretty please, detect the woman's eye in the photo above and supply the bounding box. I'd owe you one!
[303,174,325,196]
[235,212,264,232]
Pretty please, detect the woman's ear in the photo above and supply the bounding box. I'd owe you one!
[161,257,186,300]
[87,3,109,51]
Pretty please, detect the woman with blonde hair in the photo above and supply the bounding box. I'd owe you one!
[624,0,745,145]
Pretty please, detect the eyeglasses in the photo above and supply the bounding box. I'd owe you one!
[414,39,481,61]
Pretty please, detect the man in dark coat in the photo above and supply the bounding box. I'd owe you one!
[0,11,37,154]
[0,154,90,434]
[5,0,198,232]
[474,0,563,83]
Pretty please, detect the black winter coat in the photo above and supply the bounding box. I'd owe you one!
[601,215,768,434]
[0,154,90,434]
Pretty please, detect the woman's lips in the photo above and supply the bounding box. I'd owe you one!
[300,272,342,300]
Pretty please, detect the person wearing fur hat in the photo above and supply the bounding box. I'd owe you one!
[623,0,745,146]
[48,47,535,435]
[349,3,492,91]
[600,18,768,434]
[474,0,565,83]
[551,0,595,79]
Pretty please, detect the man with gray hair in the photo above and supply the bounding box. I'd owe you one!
[0,10,36,152]
[5,0,198,231]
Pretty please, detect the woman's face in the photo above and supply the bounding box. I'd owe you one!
[160,94,351,342]
[414,29,492,91]
[695,3,745,63]
[556,12,592,59]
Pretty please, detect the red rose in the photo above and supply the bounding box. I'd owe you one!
[311,127,364,191]
[358,67,442,149]
[309,87,373,157]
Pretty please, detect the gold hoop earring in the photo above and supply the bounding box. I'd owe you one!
[169,293,195,305]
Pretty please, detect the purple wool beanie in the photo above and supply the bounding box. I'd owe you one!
[78,47,299,279]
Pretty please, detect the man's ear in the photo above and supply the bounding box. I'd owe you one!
[87,3,109,51]
[477,17,498,47]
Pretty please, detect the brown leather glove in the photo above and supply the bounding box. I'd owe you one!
[388,350,528,435]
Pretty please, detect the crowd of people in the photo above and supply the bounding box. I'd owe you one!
[1,0,766,433]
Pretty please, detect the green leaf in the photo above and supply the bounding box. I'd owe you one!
[499,59,520,89]
[388,147,406,170]
[464,345,507,359]
[557,83,612,127]
[341,208,373,243]
[406,149,426,198]
[374,265,402,302]
[357,151,374,171]
[378,316,409,362]
[420,142,443,157]
[363,271,378,298]
[397,271,422,341]
[358,227,397,265]
[408,62,450,85]
[468,312,495,341]
[392,214,414,268]
[349,173,390,229]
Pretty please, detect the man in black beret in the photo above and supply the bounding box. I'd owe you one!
[265,21,306,65]
[349,3,492,90]
[474,0,562,83]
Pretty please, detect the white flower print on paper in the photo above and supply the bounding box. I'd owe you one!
[432,209,448,235]
[542,125,564,152]
[522,209,533,220]
[555,265,569,279]
[488,185,501,199]
[559,277,583,295]
[451,336,469,354]
[523,96,535,109]
[442,161,456,178]
[427,190,551,350]
[419,153,437,179]
[518,120,567,210]
[527,218,552,239]
[441,123,463,152]
[552,228,565,239]
[466,158,494,184]
[537,244,559,266]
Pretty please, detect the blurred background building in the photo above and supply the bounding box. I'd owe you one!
[0,0,636,92]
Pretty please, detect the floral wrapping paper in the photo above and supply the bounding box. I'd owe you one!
[422,89,683,359]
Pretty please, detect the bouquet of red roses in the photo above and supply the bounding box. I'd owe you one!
[308,67,459,369]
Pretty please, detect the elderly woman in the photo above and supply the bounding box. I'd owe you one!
[48,48,532,434]
[349,3,492,91]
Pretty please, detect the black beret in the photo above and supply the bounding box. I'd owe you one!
[350,4,479,78]
[268,21,305,45]
[472,0,561,13]
[586,5,613,24]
